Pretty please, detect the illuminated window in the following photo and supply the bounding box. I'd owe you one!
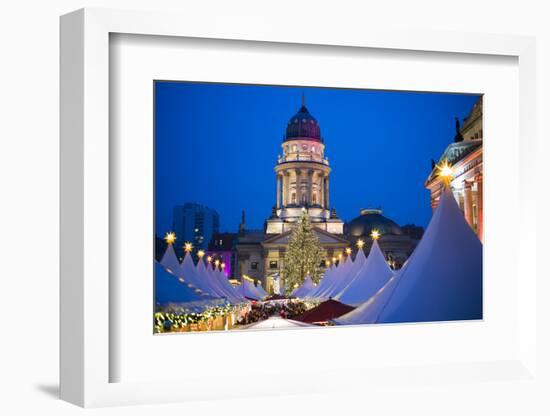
[292,145,297,152]
[312,146,316,152]
[269,261,278,269]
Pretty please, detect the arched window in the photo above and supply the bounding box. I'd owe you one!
[312,193,317,204]
[291,193,296,204]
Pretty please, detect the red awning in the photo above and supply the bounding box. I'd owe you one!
[293,299,355,324]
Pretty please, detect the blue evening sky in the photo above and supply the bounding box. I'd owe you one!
[155,82,480,235]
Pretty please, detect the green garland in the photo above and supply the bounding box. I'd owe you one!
[154,304,234,333]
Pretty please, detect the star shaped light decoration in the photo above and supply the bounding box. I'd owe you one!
[436,159,454,187]
[221,262,226,270]
[184,242,193,253]
[206,256,212,263]
[370,229,381,240]
[197,250,205,258]
[356,239,365,249]
[164,232,176,245]
[214,259,220,268]
[345,247,352,256]
[325,260,331,267]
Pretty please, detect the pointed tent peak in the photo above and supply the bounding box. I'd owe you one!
[437,183,474,226]
[292,275,316,297]
[354,247,367,263]
[334,237,394,306]
[341,179,482,325]
[362,241,393,281]
[370,238,387,256]
[340,254,352,268]
[180,251,196,268]
[196,256,206,270]
[160,243,181,274]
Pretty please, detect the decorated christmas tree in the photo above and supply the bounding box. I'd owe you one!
[283,211,325,293]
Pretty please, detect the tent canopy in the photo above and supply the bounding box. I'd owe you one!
[155,262,223,311]
[335,239,394,306]
[292,275,315,298]
[335,187,482,325]
[159,244,181,276]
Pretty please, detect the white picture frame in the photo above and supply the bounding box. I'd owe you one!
[60,8,538,408]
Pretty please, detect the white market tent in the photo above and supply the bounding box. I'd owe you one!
[155,262,223,311]
[237,279,263,300]
[179,252,217,295]
[306,264,335,298]
[335,239,394,306]
[195,258,228,298]
[334,187,483,325]
[244,316,313,330]
[255,282,269,298]
[322,249,367,299]
[159,244,181,276]
[212,266,247,304]
[292,275,315,298]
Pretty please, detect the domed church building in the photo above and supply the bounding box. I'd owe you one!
[235,97,349,293]
[266,98,344,234]
[345,208,420,269]
[234,96,422,292]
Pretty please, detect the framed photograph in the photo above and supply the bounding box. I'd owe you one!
[60,8,538,407]
[152,81,483,333]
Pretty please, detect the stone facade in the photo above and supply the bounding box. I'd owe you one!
[237,99,346,291]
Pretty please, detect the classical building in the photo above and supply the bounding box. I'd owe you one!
[236,99,348,292]
[235,98,420,292]
[425,96,483,241]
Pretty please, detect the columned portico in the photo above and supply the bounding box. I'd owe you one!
[325,175,330,209]
[463,180,473,228]
[476,173,483,242]
[276,174,281,209]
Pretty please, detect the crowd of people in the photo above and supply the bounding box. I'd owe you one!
[236,299,310,326]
